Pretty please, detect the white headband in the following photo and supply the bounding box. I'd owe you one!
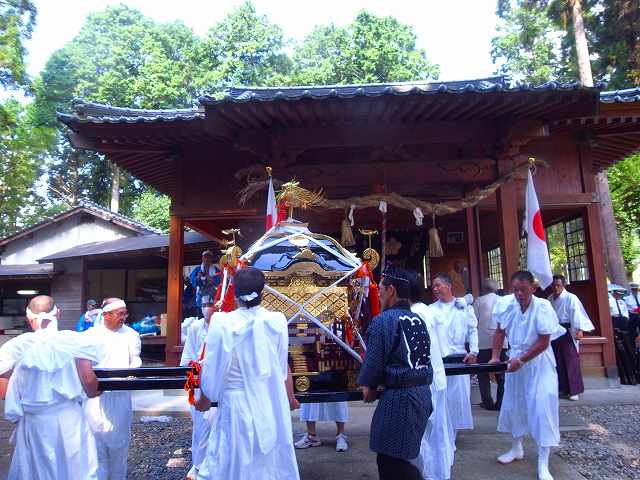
[26,305,59,329]
[102,300,127,313]
[238,292,259,302]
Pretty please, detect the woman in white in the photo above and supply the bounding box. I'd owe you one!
[410,276,454,480]
[194,267,300,480]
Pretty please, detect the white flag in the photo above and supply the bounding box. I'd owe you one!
[524,169,553,289]
[265,176,278,231]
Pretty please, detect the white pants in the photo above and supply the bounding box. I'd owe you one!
[95,435,129,480]
[9,401,98,480]
[190,404,215,467]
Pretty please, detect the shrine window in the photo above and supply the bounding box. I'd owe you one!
[564,217,589,282]
[487,247,503,289]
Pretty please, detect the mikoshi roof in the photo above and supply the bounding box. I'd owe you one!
[57,76,640,194]
[0,199,161,247]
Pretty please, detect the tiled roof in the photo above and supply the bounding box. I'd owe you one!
[0,263,56,278]
[0,199,161,247]
[200,77,590,105]
[600,87,640,104]
[39,231,217,262]
[57,99,204,124]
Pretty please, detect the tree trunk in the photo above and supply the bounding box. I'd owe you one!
[110,161,120,213]
[571,0,594,87]
[571,0,628,285]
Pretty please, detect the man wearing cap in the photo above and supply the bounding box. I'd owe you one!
[189,250,221,310]
[85,297,141,480]
[0,295,104,479]
[549,274,594,401]
[76,299,101,332]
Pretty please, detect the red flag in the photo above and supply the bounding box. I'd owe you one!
[524,169,552,289]
[266,175,278,231]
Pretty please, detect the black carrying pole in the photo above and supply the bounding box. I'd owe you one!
[95,362,508,403]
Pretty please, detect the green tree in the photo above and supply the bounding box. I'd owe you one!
[290,11,439,85]
[33,5,206,215]
[0,99,54,237]
[131,190,171,233]
[196,1,290,93]
[0,0,36,91]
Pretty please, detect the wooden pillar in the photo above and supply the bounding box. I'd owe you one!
[584,204,617,372]
[165,214,184,366]
[496,181,520,290]
[579,141,617,374]
[465,207,481,298]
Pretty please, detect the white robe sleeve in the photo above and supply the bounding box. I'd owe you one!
[129,331,142,368]
[568,295,595,333]
[0,335,31,375]
[200,315,232,402]
[466,306,479,354]
[180,322,199,366]
[276,314,289,382]
[535,300,563,339]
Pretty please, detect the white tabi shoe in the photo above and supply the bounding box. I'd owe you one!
[568,395,579,401]
[497,438,524,464]
[336,433,348,452]
[537,446,554,480]
[294,433,322,449]
[186,465,198,480]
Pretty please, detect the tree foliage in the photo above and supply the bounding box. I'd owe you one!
[4,2,440,238]
[0,99,53,237]
[0,0,36,91]
[131,190,171,233]
[290,11,438,85]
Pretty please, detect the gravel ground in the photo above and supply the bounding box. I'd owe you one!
[128,417,192,480]
[558,405,640,480]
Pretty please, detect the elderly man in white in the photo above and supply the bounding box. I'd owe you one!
[85,297,141,480]
[428,272,478,444]
[180,297,216,480]
[0,295,104,480]
[490,271,565,480]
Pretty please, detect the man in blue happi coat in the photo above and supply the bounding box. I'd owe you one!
[358,266,433,480]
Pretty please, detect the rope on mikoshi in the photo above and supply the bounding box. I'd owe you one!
[237,157,549,217]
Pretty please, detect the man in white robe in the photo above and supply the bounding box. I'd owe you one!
[428,272,478,441]
[624,283,640,349]
[84,298,141,480]
[548,275,594,400]
[180,298,216,479]
[410,275,454,480]
[194,267,299,480]
[490,271,565,480]
[0,295,105,480]
[294,401,349,451]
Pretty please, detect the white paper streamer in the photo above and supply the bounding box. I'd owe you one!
[348,204,355,226]
[413,207,424,226]
[378,201,387,214]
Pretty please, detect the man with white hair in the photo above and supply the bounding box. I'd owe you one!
[0,295,104,479]
[474,278,507,410]
[85,297,141,480]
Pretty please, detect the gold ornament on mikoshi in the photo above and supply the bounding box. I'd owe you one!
[295,375,311,392]
[278,181,324,218]
[220,228,243,268]
[359,228,380,270]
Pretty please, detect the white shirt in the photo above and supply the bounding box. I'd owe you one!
[88,324,141,369]
[548,289,594,338]
[429,297,479,357]
[473,292,506,350]
[609,294,629,318]
[493,294,564,361]
[624,292,640,313]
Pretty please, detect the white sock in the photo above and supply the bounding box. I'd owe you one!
[497,437,524,464]
[537,446,553,480]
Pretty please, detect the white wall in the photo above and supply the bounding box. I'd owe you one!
[1,215,137,265]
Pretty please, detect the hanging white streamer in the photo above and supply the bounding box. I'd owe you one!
[413,207,424,226]
[348,204,355,226]
[378,200,387,214]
